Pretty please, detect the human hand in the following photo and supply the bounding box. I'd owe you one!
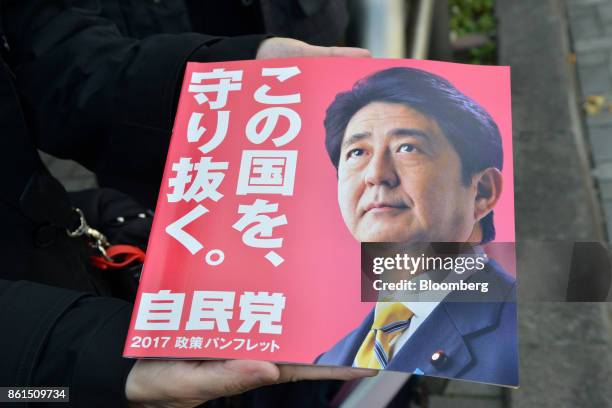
[126,359,376,408]
[256,37,371,59]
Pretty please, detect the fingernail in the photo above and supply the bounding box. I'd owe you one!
[350,368,378,376]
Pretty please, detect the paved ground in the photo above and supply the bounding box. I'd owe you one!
[431,0,612,407]
[568,0,612,239]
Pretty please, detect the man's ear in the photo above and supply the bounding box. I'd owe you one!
[473,167,503,222]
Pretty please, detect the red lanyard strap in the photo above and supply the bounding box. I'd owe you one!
[90,244,145,270]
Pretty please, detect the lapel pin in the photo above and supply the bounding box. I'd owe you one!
[430,349,449,369]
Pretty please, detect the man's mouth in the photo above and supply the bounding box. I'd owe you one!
[364,202,409,214]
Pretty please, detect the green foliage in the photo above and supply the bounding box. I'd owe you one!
[449,0,497,64]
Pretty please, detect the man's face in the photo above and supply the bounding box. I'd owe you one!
[337,102,478,243]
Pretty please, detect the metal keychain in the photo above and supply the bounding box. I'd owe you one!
[66,208,113,261]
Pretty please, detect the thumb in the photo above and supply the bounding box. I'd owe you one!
[194,360,280,399]
[125,359,280,408]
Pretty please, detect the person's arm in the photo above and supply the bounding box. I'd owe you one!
[0,279,135,406]
[2,0,266,183]
[0,279,375,407]
[1,1,369,187]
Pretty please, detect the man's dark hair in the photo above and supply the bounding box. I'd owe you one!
[324,67,503,243]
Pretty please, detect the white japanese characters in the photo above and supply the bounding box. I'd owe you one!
[236,150,298,196]
[189,68,243,107]
[233,66,302,266]
[188,68,242,153]
[164,65,302,268]
[135,290,286,335]
[167,157,228,203]
[165,68,244,261]
[232,199,288,265]
[134,290,185,331]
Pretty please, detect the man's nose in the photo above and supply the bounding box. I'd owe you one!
[364,149,399,187]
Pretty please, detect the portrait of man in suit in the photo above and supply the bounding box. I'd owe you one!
[316,67,518,386]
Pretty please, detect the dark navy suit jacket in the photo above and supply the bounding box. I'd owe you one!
[316,260,518,386]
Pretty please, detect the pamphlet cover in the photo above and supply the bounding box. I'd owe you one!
[124,57,517,387]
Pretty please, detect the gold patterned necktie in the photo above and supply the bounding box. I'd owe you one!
[354,303,414,369]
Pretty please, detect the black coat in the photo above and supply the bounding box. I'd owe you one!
[0,1,347,406]
[5,0,347,207]
[0,56,137,406]
[101,0,348,46]
[2,0,269,206]
[0,1,267,405]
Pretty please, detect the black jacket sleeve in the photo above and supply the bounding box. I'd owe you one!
[0,279,135,407]
[1,0,267,185]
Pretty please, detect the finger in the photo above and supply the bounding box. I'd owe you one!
[305,45,371,58]
[191,360,281,400]
[328,46,372,58]
[277,364,378,383]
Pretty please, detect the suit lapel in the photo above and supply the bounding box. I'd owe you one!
[387,264,513,377]
[386,304,473,378]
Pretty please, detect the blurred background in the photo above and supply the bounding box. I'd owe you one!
[42,0,612,406]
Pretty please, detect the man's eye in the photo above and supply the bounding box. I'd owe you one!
[347,148,365,159]
[398,143,417,153]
